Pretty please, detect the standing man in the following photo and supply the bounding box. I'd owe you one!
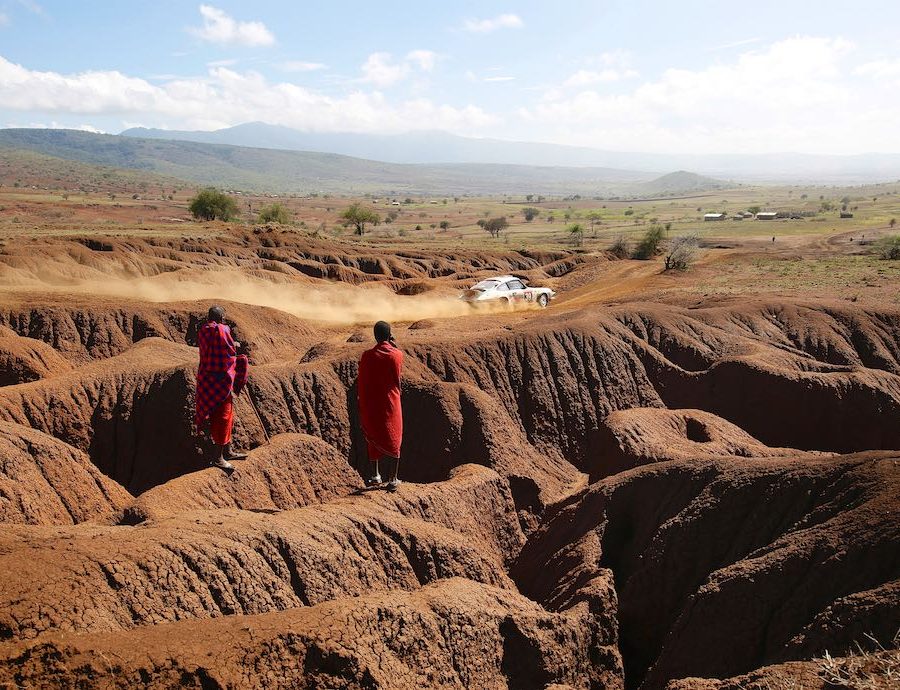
[195,305,248,471]
[357,321,404,491]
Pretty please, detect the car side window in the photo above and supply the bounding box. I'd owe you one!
[507,280,525,290]
[496,282,509,291]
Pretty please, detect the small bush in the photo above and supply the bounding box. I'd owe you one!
[610,235,630,258]
[257,203,291,224]
[664,234,700,271]
[633,224,665,259]
[876,235,900,260]
[567,223,585,247]
[522,206,540,222]
[188,188,239,221]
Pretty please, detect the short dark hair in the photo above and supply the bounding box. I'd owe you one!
[374,321,392,343]
[208,305,225,323]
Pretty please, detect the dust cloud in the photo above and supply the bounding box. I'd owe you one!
[1,268,536,325]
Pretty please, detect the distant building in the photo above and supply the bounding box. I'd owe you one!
[756,212,778,220]
[704,213,727,221]
[731,215,744,220]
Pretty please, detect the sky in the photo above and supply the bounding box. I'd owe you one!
[1,0,899,155]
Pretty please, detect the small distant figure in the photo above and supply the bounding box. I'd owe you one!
[195,305,249,471]
[772,236,775,243]
[357,321,404,491]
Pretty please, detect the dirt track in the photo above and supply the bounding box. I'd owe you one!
[0,228,897,689]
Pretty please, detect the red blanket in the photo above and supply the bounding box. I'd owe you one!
[195,321,239,430]
[357,341,403,459]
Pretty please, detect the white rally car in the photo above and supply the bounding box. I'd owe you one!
[460,275,556,308]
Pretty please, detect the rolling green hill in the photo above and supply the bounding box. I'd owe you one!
[0,129,728,197]
[0,148,190,193]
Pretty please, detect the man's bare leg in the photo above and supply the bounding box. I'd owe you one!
[387,456,401,492]
[210,445,234,471]
[366,458,382,486]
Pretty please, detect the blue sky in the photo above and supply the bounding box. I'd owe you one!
[1,1,899,154]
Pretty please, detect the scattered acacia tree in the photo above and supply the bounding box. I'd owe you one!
[890,218,897,229]
[664,234,700,270]
[257,202,291,224]
[567,223,585,247]
[587,212,603,236]
[188,188,239,221]
[482,216,509,239]
[633,224,666,259]
[439,220,450,230]
[340,203,381,235]
[610,235,630,258]
[747,205,761,215]
[522,207,540,222]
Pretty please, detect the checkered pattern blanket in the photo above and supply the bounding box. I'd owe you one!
[195,321,237,430]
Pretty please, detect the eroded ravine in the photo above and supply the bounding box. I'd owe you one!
[0,238,897,688]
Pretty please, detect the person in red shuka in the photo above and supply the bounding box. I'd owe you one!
[195,305,249,472]
[357,321,404,491]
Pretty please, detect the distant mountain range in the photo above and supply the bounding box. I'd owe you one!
[121,122,900,184]
[0,128,726,197]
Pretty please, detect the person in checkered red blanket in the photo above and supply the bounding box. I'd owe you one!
[196,305,249,471]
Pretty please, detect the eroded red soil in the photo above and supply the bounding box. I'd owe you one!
[0,230,897,688]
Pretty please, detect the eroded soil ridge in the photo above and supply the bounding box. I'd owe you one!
[0,235,897,688]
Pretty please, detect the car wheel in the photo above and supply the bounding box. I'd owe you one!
[537,293,549,308]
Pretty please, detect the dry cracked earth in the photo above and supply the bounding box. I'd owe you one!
[0,229,897,689]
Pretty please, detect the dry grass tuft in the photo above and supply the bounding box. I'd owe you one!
[818,632,900,690]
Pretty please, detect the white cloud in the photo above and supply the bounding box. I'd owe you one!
[463,14,523,33]
[519,36,900,154]
[710,37,761,51]
[558,52,638,89]
[562,68,638,87]
[361,52,408,87]
[16,0,45,17]
[587,51,633,69]
[466,69,515,83]
[280,61,326,72]
[855,59,900,79]
[6,121,104,133]
[207,58,238,68]
[0,55,496,135]
[360,50,436,87]
[191,5,275,47]
[406,50,437,72]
